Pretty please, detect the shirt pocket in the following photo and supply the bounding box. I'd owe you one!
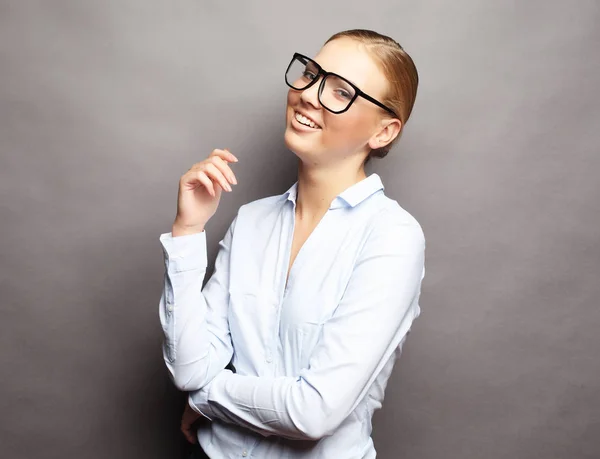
[297,321,325,370]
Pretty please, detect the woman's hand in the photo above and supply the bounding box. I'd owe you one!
[172,149,238,236]
[181,401,202,444]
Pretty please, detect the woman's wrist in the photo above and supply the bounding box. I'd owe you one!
[172,222,205,237]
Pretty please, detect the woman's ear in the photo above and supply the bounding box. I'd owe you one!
[368,118,402,151]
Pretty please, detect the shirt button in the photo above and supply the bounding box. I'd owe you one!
[266,352,272,363]
[167,305,173,312]
[242,450,248,457]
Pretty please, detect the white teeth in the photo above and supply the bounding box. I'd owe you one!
[295,111,319,129]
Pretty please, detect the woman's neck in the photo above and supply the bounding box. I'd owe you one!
[295,160,367,221]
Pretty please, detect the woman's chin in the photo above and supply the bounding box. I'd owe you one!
[284,128,315,156]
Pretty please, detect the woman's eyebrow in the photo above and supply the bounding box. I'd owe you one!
[332,71,362,89]
[311,56,324,69]
[311,55,363,89]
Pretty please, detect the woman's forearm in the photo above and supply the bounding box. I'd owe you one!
[159,218,236,390]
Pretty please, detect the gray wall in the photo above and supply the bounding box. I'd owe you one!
[1,1,598,458]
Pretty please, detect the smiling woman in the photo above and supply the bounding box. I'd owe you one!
[159,29,425,459]
[284,30,419,167]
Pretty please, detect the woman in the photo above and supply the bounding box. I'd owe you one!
[159,29,425,459]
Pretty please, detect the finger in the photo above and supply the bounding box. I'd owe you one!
[210,155,237,185]
[192,170,216,197]
[181,424,197,444]
[185,430,197,444]
[222,148,239,163]
[204,162,232,192]
[210,148,239,163]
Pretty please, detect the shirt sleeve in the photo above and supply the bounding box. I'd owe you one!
[188,218,426,440]
[158,214,238,391]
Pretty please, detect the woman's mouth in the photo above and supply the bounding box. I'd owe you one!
[293,111,321,130]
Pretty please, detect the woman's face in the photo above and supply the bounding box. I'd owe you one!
[284,37,393,166]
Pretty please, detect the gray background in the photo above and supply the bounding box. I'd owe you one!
[1,1,598,458]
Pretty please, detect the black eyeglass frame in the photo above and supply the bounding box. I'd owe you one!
[285,52,399,118]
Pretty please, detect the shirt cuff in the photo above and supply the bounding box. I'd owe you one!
[188,369,234,421]
[159,231,207,273]
[188,390,214,421]
[188,380,217,421]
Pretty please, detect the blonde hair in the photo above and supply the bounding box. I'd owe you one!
[324,29,419,165]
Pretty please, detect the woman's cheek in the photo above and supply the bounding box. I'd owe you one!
[287,89,300,106]
[330,117,362,143]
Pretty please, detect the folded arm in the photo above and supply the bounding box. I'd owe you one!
[188,218,426,440]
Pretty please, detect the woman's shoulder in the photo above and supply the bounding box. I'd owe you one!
[235,192,286,219]
[372,192,424,228]
[368,197,426,249]
[227,190,290,234]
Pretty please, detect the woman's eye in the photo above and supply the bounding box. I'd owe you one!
[335,89,352,99]
[303,71,317,80]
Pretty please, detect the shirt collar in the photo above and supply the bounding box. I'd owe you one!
[283,173,384,210]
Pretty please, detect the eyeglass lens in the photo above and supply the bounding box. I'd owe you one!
[285,56,357,112]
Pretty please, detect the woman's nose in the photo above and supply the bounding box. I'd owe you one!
[300,78,322,109]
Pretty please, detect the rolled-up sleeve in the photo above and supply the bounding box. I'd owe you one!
[159,215,237,391]
[188,218,426,440]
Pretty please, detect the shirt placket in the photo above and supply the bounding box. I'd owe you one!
[266,201,296,375]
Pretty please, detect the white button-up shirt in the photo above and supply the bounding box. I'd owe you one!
[159,173,426,458]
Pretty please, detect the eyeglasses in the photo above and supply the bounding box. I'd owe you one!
[284,52,398,118]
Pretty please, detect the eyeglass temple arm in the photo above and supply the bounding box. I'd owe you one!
[359,91,398,117]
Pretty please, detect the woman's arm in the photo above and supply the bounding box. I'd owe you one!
[159,214,238,391]
[187,218,426,440]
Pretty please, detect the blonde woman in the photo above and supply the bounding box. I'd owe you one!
[159,29,425,459]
